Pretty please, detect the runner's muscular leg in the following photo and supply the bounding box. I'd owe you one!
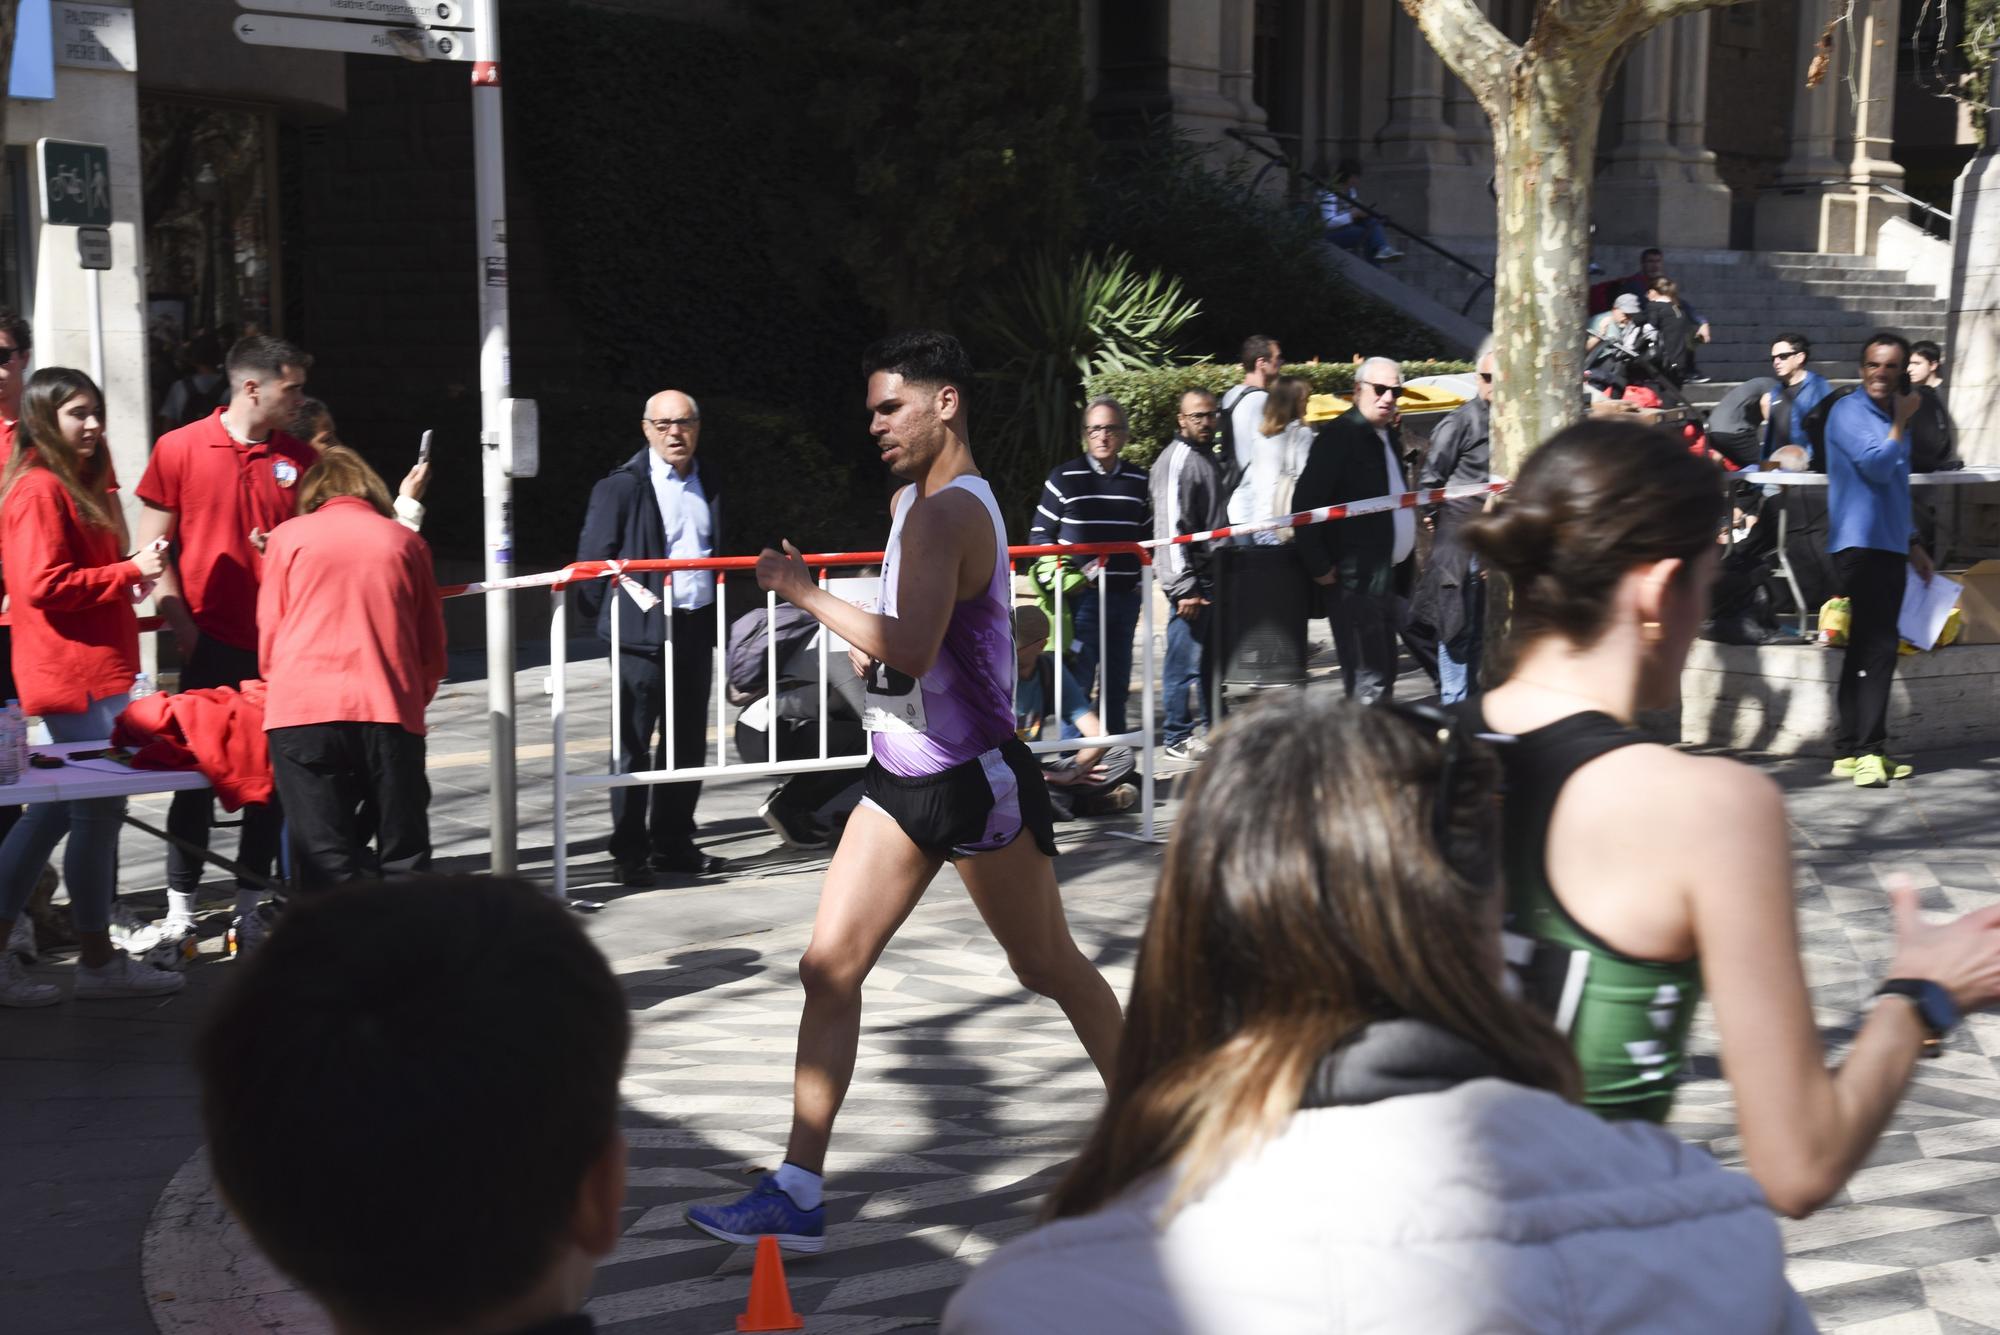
[784,802,943,1173]
[957,835,1123,1082]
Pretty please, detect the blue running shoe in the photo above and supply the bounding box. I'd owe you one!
[686,1174,825,1253]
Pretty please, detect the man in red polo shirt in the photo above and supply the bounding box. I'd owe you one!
[134,335,317,948]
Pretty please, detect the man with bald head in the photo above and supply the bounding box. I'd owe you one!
[575,390,727,885]
[1292,355,1414,704]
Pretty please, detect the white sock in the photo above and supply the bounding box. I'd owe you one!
[167,890,197,922]
[773,1161,823,1210]
[235,891,262,920]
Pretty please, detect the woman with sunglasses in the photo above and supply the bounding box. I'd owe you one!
[0,369,182,1006]
[1465,419,2000,1217]
[944,692,1808,1333]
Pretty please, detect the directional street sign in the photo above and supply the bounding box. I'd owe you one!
[234,0,471,26]
[77,226,111,271]
[37,139,111,227]
[233,13,475,59]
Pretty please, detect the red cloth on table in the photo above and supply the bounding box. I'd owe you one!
[112,679,272,811]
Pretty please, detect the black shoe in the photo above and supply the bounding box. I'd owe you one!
[651,846,727,876]
[1686,373,1713,384]
[759,789,831,850]
[613,859,656,888]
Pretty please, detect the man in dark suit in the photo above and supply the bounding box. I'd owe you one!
[1292,357,1415,705]
[575,390,728,885]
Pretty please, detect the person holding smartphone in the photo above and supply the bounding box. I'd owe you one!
[0,369,183,1006]
[1822,332,1933,789]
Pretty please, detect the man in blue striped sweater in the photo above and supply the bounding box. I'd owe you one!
[1029,397,1153,736]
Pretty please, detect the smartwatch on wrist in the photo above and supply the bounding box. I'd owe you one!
[1875,979,1960,1056]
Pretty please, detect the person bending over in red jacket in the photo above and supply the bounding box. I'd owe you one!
[257,446,447,891]
[0,368,182,1007]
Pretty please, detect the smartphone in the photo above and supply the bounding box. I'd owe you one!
[418,429,434,464]
[1898,372,1912,395]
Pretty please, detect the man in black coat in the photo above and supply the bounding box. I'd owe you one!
[1293,357,1415,705]
[575,390,728,885]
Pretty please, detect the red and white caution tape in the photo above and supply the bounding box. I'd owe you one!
[1142,480,1510,548]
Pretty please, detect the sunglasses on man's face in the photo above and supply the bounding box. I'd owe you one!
[1358,381,1402,399]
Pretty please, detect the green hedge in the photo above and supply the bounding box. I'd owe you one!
[1089,360,1473,468]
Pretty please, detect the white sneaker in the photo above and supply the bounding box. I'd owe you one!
[106,901,163,954]
[0,953,59,1007]
[135,918,199,972]
[74,954,186,999]
[7,914,37,963]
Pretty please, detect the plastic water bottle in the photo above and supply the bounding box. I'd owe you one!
[0,701,21,786]
[130,672,156,702]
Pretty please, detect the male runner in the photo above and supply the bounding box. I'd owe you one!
[686,331,1124,1253]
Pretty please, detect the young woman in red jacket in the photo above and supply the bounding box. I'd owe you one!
[0,368,183,1007]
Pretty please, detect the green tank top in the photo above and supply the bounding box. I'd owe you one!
[1479,708,1704,1123]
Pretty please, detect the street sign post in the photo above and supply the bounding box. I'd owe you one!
[38,140,112,388]
[36,139,111,227]
[234,0,469,24]
[233,13,473,59]
[228,1,518,874]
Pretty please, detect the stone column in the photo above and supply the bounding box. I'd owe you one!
[1369,5,1491,243]
[1756,0,1847,251]
[1841,0,1906,254]
[1598,22,1730,246]
[1947,41,2000,471]
[1090,0,1261,143]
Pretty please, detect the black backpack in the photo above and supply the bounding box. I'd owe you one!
[1214,383,1262,498]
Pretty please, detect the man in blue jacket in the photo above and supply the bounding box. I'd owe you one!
[1762,332,1831,463]
[575,390,728,884]
[1823,333,1934,789]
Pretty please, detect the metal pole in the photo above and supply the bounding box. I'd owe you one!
[85,268,104,390]
[550,587,568,900]
[472,0,517,873]
[1138,560,1156,842]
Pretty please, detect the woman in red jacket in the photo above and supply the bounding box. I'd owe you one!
[0,368,182,1007]
[258,446,446,889]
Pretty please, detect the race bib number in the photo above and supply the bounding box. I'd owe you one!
[862,659,928,734]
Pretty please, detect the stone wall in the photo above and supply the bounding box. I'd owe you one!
[1680,640,2000,755]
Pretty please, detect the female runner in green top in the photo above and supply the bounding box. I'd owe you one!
[1466,418,2000,1217]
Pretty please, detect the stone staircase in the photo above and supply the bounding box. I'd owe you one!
[1386,243,1947,403]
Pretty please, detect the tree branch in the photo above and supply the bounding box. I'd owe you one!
[1635,0,1750,22]
[1398,0,1519,116]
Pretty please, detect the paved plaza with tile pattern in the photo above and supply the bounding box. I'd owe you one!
[7,659,2000,1332]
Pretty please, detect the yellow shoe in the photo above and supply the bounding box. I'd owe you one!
[1835,755,1912,782]
[1831,756,1858,779]
[1852,755,1889,788]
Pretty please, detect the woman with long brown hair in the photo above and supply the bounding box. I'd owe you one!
[0,368,181,1006]
[945,693,1808,1333]
[1466,418,2000,1216]
[1223,373,1310,543]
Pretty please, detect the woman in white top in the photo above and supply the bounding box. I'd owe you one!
[1225,374,1311,544]
[944,693,1811,1335]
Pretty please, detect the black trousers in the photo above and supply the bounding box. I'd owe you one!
[1834,548,1907,757]
[168,637,282,893]
[610,603,716,865]
[1323,579,1400,706]
[268,722,431,891]
[0,625,18,845]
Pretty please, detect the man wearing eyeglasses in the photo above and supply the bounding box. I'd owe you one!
[1150,390,1225,759]
[1028,397,1152,736]
[574,390,728,886]
[1761,334,1829,465]
[1294,357,1415,705]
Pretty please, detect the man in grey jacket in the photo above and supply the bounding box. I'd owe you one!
[1150,390,1225,759]
[1414,344,1493,702]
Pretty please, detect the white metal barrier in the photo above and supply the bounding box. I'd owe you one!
[540,542,1159,898]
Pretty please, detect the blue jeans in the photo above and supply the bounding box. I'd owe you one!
[1329,218,1391,260]
[1161,607,1210,746]
[1438,563,1485,705]
[1066,585,1142,737]
[0,694,130,933]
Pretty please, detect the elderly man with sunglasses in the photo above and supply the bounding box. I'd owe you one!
[1293,357,1415,705]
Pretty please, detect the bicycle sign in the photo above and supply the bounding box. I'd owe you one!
[37,140,111,227]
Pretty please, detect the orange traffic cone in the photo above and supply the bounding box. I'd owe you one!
[736,1234,805,1332]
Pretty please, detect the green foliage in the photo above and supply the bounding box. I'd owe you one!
[751,0,1093,324]
[1082,128,1446,364]
[964,249,1201,532]
[1089,360,1473,468]
[1969,0,2000,146]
